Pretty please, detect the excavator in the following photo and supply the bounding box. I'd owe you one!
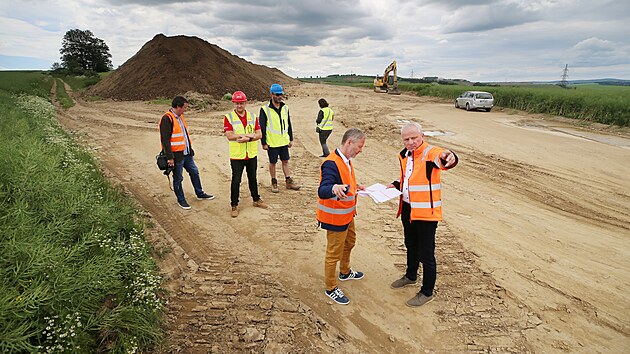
[373,60,400,95]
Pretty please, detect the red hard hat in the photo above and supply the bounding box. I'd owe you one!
[232,91,247,102]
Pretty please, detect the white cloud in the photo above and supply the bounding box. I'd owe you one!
[567,37,630,67]
[1,0,629,81]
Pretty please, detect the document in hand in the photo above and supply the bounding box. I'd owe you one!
[357,183,402,203]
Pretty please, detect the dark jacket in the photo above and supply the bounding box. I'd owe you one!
[259,100,293,146]
[318,150,352,231]
[159,113,194,162]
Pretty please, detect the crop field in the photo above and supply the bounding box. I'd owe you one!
[301,76,630,126]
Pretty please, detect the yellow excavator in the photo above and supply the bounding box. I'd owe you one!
[373,60,400,95]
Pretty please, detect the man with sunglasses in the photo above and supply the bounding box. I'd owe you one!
[259,83,301,193]
[224,91,268,217]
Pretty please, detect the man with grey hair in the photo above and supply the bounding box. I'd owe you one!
[388,122,458,307]
[317,128,367,305]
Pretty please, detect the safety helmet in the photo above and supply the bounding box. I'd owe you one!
[231,91,247,102]
[269,83,284,95]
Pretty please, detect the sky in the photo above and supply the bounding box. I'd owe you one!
[2,0,630,82]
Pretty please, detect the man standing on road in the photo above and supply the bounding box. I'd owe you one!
[315,98,334,157]
[224,91,268,218]
[159,96,214,209]
[259,83,301,193]
[317,128,366,305]
[388,122,458,307]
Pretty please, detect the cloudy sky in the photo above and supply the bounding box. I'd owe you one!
[2,0,629,81]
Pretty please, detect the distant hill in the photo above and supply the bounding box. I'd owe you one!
[493,78,630,86]
[300,74,630,87]
[87,34,298,101]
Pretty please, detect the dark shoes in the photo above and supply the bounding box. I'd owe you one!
[339,269,364,281]
[325,287,350,305]
[196,193,215,200]
[390,275,418,289]
[178,200,191,210]
[406,292,434,307]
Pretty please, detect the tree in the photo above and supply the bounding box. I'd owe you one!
[59,29,112,73]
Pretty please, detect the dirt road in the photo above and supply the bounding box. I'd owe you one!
[55,83,629,353]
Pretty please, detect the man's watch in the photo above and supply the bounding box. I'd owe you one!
[249,137,253,142]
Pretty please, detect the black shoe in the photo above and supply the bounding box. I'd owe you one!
[178,200,191,210]
[196,193,215,200]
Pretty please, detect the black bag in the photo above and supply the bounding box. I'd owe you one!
[156,151,169,171]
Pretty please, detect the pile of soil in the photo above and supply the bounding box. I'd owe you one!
[87,34,298,101]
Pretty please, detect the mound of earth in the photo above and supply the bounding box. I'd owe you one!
[87,34,298,101]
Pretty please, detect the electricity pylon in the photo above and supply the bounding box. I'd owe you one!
[559,64,569,88]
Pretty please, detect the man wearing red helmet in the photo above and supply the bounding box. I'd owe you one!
[224,91,268,217]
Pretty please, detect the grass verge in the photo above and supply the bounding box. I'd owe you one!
[0,72,164,352]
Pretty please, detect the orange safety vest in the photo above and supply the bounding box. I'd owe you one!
[159,111,191,152]
[317,153,357,226]
[396,141,448,221]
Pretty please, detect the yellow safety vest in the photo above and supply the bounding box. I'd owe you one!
[263,103,290,147]
[318,107,334,130]
[226,110,258,159]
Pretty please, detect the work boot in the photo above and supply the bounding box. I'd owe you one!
[252,199,268,209]
[231,206,239,218]
[271,178,279,193]
[286,177,301,190]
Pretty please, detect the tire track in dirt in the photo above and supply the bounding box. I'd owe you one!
[339,101,629,233]
[265,92,535,352]
[54,93,368,353]
[55,84,629,353]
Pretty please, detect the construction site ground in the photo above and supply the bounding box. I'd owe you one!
[54,81,629,353]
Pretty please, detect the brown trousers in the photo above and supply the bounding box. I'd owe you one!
[324,219,356,291]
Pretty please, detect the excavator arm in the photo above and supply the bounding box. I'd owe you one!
[374,60,400,95]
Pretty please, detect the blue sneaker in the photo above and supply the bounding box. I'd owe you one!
[339,269,364,281]
[325,287,350,305]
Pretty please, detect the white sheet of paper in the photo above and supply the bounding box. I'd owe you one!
[358,183,401,203]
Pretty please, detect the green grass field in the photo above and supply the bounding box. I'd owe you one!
[300,76,630,126]
[0,71,164,353]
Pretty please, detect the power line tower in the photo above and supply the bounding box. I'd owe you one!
[559,64,569,88]
[411,69,414,79]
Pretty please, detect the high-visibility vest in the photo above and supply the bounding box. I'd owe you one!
[317,107,334,130]
[396,141,447,221]
[226,110,258,159]
[317,153,357,226]
[262,103,290,147]
[159,111,190,152]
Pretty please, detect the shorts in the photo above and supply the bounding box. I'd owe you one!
[267,145,290,164]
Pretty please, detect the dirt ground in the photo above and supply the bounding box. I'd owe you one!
[54,82,629,353]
